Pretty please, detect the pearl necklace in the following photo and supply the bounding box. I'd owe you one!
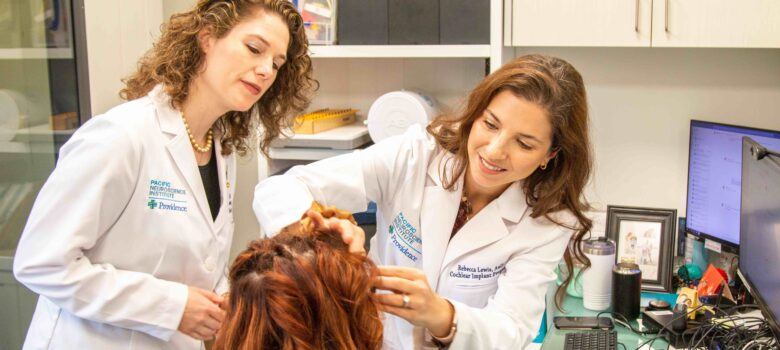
[181,113,213,153]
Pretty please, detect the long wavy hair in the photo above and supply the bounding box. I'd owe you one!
[213,205,383,350]
[120,0,316,156]
[427,54,593,310]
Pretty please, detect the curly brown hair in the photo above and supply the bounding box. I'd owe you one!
[214,204,383,350]
[427,54,593,310]
[120,0,317,156]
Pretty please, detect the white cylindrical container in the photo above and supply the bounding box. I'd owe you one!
[582,237,616,311]
[365,90,439,143]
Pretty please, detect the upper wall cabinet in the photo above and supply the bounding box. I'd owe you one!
[652,0,780,48]
[509,0,780,48]
[510,0,652,47]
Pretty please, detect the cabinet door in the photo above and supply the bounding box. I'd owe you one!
[511,0,651,47]
[652,0,780,47]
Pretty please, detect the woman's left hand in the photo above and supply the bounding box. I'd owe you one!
[374,266,455,338]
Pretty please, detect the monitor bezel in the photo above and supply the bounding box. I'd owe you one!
[685,119,780,253]
[736,268,780,340]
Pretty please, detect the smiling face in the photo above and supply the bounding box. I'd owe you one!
[197,8,290,113]
[465,90,557,197]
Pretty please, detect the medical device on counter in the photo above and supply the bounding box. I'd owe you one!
[366,90,439,143]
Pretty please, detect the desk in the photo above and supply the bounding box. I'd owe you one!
[541,296,672,350]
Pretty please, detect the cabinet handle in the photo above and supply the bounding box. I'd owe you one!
[665,0,670,32]
[635,0,640,32]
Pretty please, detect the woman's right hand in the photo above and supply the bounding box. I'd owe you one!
[306,210,366,255]
[178,286,225,340]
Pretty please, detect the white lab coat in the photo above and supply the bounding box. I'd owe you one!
[13,85,236,349]
[253,125,576,350]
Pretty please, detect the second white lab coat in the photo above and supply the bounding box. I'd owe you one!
[253,125,576,350]
[13,85,236,349]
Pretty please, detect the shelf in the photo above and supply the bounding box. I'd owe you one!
[268,147,357,161]
[268,124,372,161]
[309,45,491,58]
[0,47,73,60]
[0,48,73,60]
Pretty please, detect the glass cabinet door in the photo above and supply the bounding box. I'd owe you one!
[0,0,88,347]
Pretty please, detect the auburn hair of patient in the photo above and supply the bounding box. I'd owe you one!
[213,221,382,349]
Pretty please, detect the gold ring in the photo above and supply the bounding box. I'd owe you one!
[402,294,411,309]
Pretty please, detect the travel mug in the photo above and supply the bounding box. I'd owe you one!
[582,237,616,311]
[612,262,642,320]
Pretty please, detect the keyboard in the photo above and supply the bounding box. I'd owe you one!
[564,330,618,350]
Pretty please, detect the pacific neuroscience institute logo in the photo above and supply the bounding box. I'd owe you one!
[389,212,421,262]
[147,179,187,212]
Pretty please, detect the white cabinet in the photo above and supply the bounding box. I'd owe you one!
[511,0,652,47]
[509,0,780,48]
[652,0,780,48]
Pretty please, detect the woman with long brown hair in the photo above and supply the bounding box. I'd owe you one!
[14,1,315,349]
[254,54,592,349]
[214,204,383,350]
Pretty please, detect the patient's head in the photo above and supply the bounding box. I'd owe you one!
[214,204,382,350]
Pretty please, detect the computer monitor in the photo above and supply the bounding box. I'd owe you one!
[686,120,780,251]
[738,137,780,338]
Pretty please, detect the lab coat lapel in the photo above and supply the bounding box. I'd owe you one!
[153,86,216,235]
[441,181,528,269]
[420,152,461,291]
[212,138,234,234]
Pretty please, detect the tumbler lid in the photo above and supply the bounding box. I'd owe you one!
[613,262,641,275]
[582,237,615,255]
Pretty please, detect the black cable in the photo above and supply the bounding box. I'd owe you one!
[617,342,627,350]
[680,303,779,349]
[596,311,656,336]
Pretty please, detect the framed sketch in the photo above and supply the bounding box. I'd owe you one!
[606,205,677,292]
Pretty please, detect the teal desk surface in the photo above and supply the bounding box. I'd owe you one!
[541,296,671,350]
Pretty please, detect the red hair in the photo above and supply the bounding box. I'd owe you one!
[213,206,383,350]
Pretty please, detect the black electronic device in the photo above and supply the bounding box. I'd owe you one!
[554,316,614,330]
[641,309,688,348]
[738,137,780,339]
[685,120,780,253]
[563,330,618,350]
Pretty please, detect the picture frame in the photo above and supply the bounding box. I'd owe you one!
[606,205,677,292]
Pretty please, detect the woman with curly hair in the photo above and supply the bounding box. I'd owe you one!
[13,1,315,349]
[214,203,383,350]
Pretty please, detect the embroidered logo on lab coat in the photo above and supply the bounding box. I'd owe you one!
[389,212,421,262]
[147,179,187,212]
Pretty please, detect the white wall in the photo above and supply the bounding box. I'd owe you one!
[513,47,780,216]
[84,0,163,115]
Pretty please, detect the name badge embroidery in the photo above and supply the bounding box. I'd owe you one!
[449,263,506,281]
[389,212,422,262]
[147,179,188,212]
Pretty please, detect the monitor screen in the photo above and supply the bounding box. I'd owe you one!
[686,120,780,247]
[738,137,780,338]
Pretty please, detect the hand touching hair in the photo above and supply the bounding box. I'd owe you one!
[213,203,382,350]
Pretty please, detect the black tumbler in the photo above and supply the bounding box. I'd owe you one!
[612,262,642,320]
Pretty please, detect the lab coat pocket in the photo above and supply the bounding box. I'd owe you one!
[452,281,497,308]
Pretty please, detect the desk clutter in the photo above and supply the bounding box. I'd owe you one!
[548,124,780,349]
[555,258,778,349]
